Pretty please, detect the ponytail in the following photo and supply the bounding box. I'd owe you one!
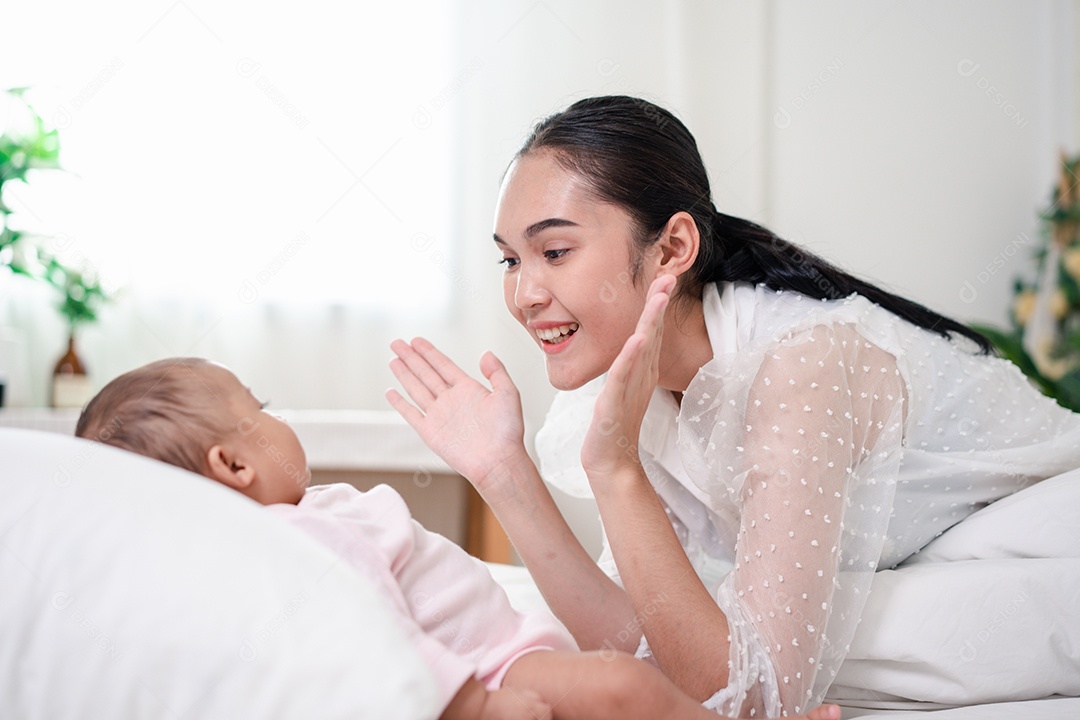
[519,96,991,353]
[703,210,992,352]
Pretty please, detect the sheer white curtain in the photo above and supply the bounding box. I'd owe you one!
[0,0,458,408]
[1,0,766,417]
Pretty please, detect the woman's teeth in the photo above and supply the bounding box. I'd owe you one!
[537,323,579,344]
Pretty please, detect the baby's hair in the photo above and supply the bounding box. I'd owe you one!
[75,357,235,477]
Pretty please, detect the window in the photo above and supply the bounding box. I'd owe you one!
[3,1,454,310]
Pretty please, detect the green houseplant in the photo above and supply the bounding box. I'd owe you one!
[1,87,110,406]
[1,87,109,326]
[971,151,1080,411]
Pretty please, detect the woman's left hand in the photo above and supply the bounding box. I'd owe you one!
[580,274,675,483]
[578,273,735,701]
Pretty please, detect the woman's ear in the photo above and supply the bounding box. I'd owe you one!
[206,443,256,492]
[656,211,700,277]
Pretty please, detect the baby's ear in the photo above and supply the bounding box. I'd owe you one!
[206,444,256,491]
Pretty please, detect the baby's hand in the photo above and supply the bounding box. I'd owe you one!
[479,686,551,720]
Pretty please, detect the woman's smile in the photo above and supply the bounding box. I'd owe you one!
[494,151,651,389]
[534,321,579,348]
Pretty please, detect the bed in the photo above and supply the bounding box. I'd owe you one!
[489,474,1080,719]
[3,428,1078,719]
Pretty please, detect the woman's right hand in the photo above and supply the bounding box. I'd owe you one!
[580,274,673,484]
[387,338,529,492]
[390,345,641,655]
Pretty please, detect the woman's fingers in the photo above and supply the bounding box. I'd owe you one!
[636,275,673,338]
[390,338,450,392]
[388,354,437,411]
[622,278,671,387]
[388,337,469,408]
[599,276,673,409]
[389,338,504,418]
[384,387,426,431]
[480,350,519,398]
[605,333,644,389]
[411,336,471,385]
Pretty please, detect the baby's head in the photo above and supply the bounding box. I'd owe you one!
[76,357,310,505]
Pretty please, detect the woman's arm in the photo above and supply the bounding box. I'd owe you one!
[585,285,905,714]
[591,465,733,699]
[577,275,732,699]
[469,450,642,652]
[387,339,640,652]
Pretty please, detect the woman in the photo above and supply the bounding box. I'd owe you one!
[387,96,1080,716]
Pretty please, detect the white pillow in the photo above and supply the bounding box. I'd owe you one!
[902,467,1080,563]
[0,429,441,720]
[830,469,1080,708]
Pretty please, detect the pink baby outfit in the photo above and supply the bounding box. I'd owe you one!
[267,483,575,709]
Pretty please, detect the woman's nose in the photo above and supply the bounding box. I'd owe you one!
[514,266,549,309]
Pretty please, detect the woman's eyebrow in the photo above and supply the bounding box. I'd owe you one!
[493,218,581,245]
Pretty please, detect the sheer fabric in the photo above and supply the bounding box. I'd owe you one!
[536,282,1080,717]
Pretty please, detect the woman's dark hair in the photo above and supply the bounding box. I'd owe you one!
[516,95,991,353]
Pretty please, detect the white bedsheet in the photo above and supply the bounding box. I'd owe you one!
[486,467,1080,718]
[842,696,1080,719]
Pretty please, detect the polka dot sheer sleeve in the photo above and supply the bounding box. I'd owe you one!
[536,284,1080,716]
[681,322,906,717]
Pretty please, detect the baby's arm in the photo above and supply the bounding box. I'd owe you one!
[441,677,550,720]
[501,649,840,720]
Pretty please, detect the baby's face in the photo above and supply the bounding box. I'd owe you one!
[209,364,311,505]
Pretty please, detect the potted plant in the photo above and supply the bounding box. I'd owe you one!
[1,87,110,407]
[971,151,1080,411]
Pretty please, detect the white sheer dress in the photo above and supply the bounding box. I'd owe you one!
[536,281,1080,717]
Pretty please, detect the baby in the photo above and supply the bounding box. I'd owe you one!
[76,357,839,720]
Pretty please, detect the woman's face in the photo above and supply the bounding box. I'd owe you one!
[493,150,656,390]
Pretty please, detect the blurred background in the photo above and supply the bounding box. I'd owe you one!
[1,1,1076,554]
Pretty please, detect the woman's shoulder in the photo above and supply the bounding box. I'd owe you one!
[718,282,970,360]
[694,282,991,421]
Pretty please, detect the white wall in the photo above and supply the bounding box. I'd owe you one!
[765,2,1073,322]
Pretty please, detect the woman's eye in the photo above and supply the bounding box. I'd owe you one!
[543,249,569,261]
[498,257,519,269]
[259,400,270,410]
